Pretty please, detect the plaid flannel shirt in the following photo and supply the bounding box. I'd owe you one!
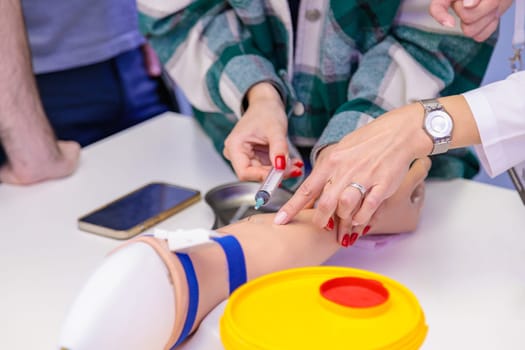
[139,0,494,179]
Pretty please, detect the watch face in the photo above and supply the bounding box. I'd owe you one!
[425,110,453,138]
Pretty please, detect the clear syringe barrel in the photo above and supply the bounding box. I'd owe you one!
[255,167,285,208]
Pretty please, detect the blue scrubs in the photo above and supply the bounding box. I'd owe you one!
[35,47,173,147]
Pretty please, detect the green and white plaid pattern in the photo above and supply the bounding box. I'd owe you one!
[139,0,494,179]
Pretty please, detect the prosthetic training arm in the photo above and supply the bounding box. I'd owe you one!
[58,210,342,350]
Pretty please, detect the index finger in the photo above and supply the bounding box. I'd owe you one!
[273,172,326,225]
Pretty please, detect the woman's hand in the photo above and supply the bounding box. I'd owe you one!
[430,0,513,42]
[338,157,431,246]
[274,103,432,233]
[235,157,430,251]
[223,82,303,181]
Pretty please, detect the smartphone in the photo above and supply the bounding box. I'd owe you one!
[78,182,201,239]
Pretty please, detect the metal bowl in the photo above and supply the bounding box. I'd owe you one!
[205,182,293,229]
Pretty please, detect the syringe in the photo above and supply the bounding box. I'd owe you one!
[254,167,285,210]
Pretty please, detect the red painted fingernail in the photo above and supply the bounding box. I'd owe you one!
[349,233,359,246]
[289,169,302,178]
[275,155,286,170]
[341,233,350,247]
[324,217,334,231]
[362,225,371,236]
[294,160,304,168]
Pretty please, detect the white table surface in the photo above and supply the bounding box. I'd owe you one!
[327,179,525,349]
[1,113,524,349]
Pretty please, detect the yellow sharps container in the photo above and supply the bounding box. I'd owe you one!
[220,266,427,350]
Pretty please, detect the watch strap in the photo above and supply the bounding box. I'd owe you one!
[419,98,443,112]
[431,139,451,155]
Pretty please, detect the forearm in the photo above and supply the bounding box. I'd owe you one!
[377,95,480,162]
[140,2,286,118]
[0,0,60,171]
[217,210,340,279]
[174,210,340,334]
[315,2,492,162]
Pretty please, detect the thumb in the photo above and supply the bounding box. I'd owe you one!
[57,140,82,173]
[429,0,456,27]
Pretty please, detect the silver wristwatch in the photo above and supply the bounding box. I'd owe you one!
[419,98,454,155]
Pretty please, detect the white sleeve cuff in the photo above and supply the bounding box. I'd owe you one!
[463,89,508,177]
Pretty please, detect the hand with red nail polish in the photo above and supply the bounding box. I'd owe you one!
[223,82,289,182]
[354,158,430,235]
[222,82,303,183]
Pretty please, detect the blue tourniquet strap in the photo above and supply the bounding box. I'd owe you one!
[211,235,247,294]
[171,253,199,348]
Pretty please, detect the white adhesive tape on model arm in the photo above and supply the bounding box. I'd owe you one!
[153,228,218,251]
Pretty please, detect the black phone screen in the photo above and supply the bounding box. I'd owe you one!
[79,183,200,231]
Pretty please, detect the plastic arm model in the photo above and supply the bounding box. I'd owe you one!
[58,208,416,350]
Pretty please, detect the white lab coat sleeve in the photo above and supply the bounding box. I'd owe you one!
[462,71,525,177]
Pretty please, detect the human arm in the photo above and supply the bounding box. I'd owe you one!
[463,70,525,176]
[60,193,428,349]
[280,70,525,231]
[430,0,513,41]
[276,0,494,230]
[138,1,288,118]
[59,209,343,350]
[138,1,303,181]
[0,0,80,185]
[222,82,302,181]
[283,97,475,232]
